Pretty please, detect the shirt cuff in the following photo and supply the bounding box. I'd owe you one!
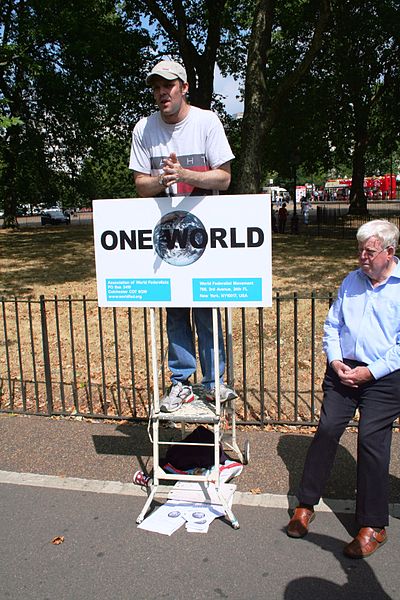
[325,350,343,365]
[367,360,389,380]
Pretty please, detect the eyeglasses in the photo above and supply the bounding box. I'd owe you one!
[357,246,391,259]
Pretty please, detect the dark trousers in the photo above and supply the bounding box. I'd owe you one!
[278,219,286,233]
[297,361,400,527]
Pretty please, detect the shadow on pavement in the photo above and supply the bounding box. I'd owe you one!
[284,532,392,600]
[92,424,152,456]
[277,434,400,537]
[91,422,184,474]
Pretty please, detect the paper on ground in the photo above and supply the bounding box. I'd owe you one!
[183,503,223,533]
[138,482,235,535]
[137,500,188,535]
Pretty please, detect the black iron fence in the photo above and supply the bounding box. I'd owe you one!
[0,293,336,425]
[313,205,400,238]
[3,204,400,425]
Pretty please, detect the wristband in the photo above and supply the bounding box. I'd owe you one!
[158,174,167,188]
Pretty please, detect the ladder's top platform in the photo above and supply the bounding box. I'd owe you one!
[153,386,220,424]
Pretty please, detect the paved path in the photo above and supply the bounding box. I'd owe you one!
[1,414,400,503]
[1,414,400,599]
[1,484,400,600]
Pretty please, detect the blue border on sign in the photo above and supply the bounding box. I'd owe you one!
[106,278,171,302]
[192,278,262,302]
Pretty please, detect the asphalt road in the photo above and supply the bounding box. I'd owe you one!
[0,212,93,228]
[1,483,400,600]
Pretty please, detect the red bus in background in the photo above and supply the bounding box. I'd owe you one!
[324,174,397,200]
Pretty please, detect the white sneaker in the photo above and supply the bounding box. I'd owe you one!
[206,384,238,404]
[160,382,194,413]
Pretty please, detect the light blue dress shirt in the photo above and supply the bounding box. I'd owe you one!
[323,257,400,379]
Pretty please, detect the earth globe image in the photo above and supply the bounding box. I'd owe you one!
[153,210,207,266]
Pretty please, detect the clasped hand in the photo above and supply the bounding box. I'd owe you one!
[161,152,184,187]
[331,360,373,388]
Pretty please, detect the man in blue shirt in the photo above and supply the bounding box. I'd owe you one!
[287,219,400,558]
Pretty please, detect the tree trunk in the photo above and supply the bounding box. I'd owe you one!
[184,0,226,109]
[144,0,226,109]
[235,0,272,194]
[234,0,331,195]
[1,125,21,229]
[348,108,369,215]
[2,203,19,229]
[1,3,24,230]
[184,53,215,109]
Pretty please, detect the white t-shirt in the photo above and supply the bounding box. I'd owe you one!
[129,105,234,196]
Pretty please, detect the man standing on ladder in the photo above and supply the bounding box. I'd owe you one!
[129,59,237,413]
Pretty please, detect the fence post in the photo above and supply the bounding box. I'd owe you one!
[40,295,53,414]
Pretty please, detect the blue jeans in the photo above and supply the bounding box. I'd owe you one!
[166,307,225,390]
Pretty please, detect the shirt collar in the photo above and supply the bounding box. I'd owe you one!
[358,256,400,283]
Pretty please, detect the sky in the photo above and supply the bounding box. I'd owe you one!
[213,66,244,115]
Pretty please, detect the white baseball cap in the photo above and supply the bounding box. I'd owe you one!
[145,60,187,85]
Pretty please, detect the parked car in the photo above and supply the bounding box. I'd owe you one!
[41,209,70,226]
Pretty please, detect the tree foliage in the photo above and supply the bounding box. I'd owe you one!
[0,0,152,227]
[77,135,137,202]
[1,0,400,230]
[126,0,252,109]
[328,0,400,213]
[235,0,332,194]
[263,0,400,211]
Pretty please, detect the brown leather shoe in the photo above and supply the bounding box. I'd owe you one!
[287,507,315,538]
[343,527,387,558]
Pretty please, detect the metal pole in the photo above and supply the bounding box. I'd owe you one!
[213,308,220,416]
[40,295,53,414]
[226,307,234,387]
[150,307,160,413]
[150,307,160,486]
[390,154,393,199]
[212,308,220,486]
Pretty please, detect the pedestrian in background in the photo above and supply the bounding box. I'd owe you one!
[271,205,278,233]
[278,202,288,233]
[300,196,311,224]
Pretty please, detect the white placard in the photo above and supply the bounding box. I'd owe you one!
[93,194,272,307]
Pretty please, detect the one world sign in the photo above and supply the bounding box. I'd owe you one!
[93,194,272,308]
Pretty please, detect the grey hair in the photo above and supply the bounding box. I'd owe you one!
[356,219,399,250]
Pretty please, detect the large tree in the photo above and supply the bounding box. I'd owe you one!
[274,0,400,213]
[0,0,152,227]
[328,0,400,214]
[235,0,331,194]
[127,0,335,196]
[127,0,252,109]
[255,0,400,210]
